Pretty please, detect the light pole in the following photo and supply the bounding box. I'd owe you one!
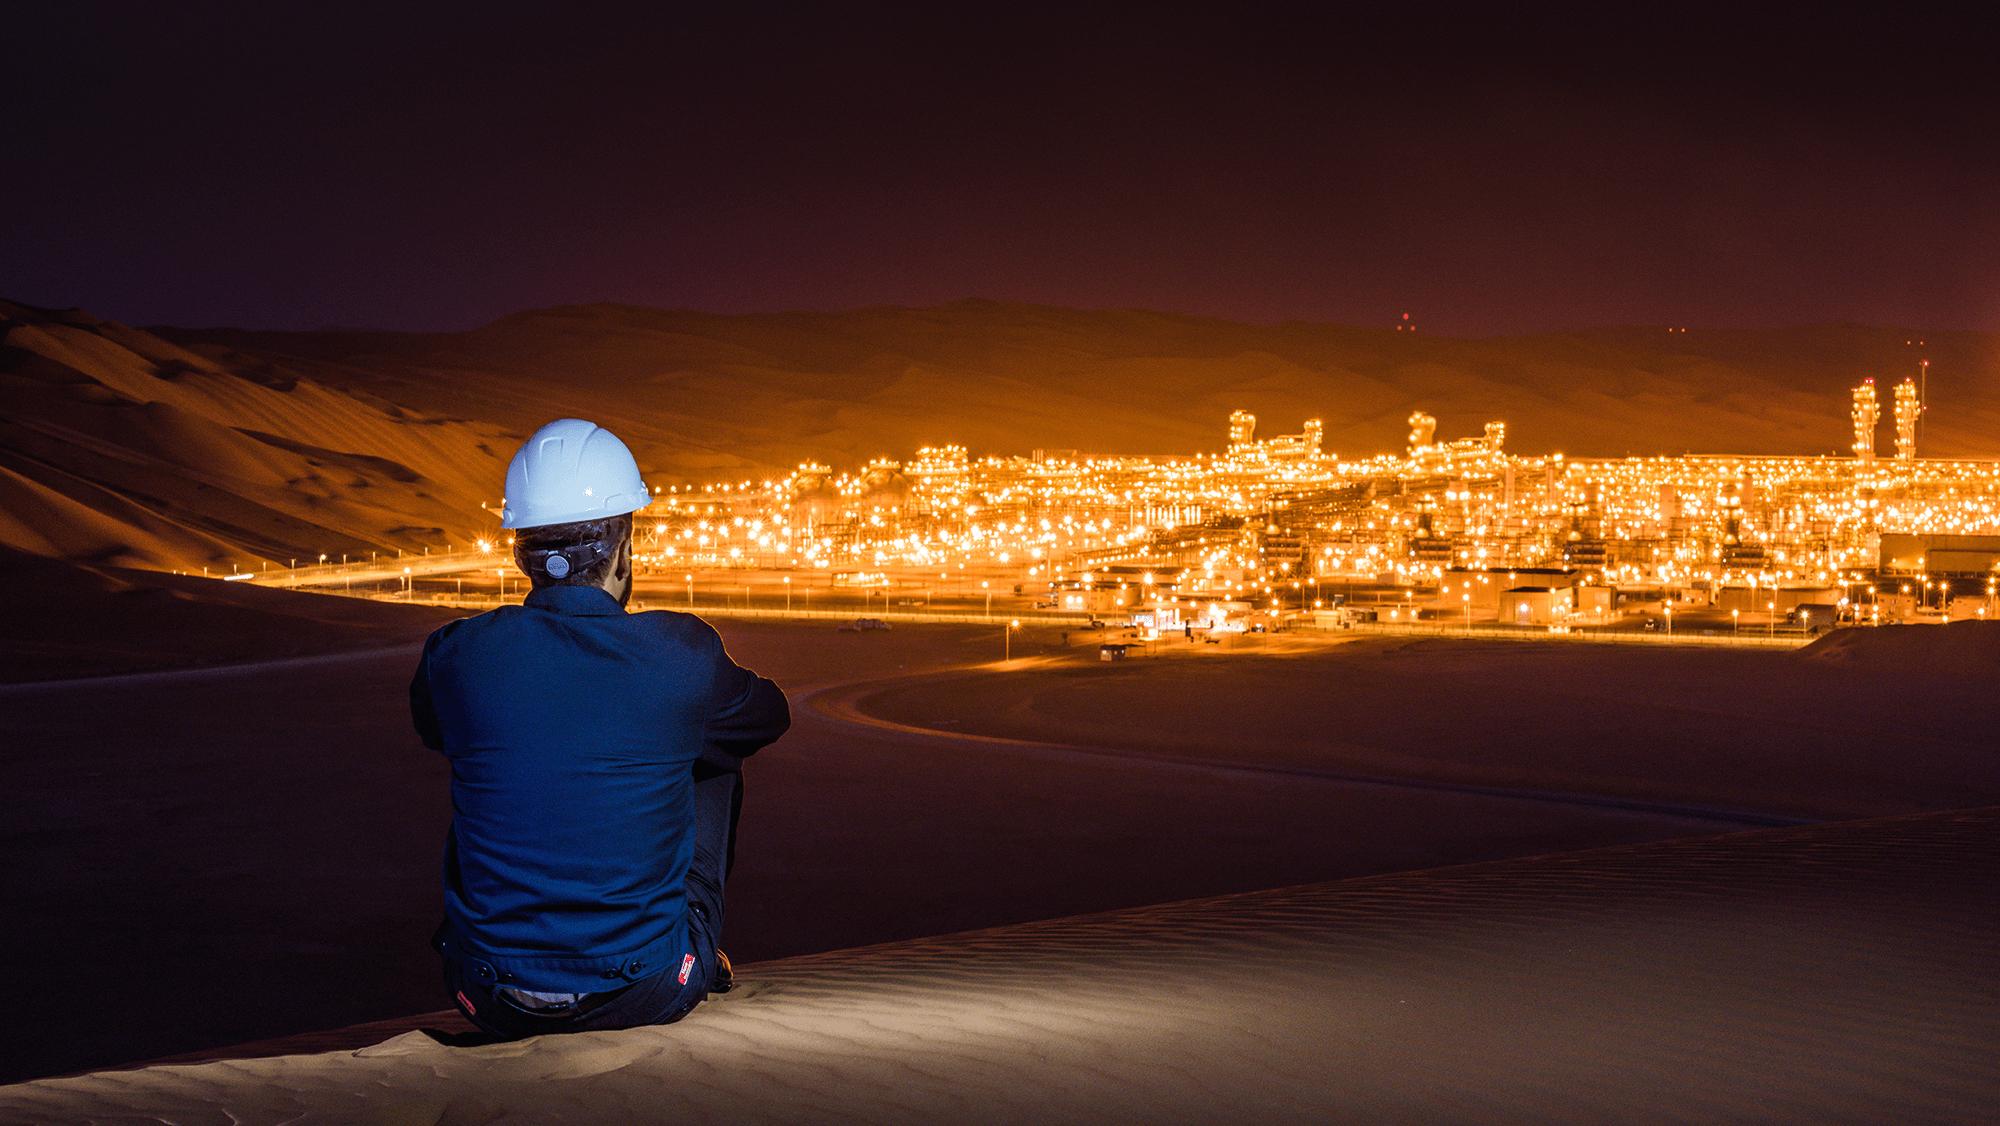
[1664,601,1672,638]
[686,574,693,608]
[1768,600,1775,639]
[1732,608,1739,637]
[983,580,991,619]
[1006,619,1018,661]
[785,575,792,612]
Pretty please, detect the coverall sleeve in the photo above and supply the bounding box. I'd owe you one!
[699,642,790,771]
[409,632,446,751]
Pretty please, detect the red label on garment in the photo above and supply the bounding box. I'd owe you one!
[455,989,477,1016]
[678,954,696,984]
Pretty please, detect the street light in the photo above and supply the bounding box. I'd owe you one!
[1006,619,1019,661]
[983,580,991,619]
[784,575,792,612]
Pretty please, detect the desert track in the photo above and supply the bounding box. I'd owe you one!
[806,666,1815,830]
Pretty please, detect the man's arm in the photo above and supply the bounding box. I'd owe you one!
[410,632,447,751]
[700,652,790,771]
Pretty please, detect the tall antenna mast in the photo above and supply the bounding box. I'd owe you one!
[1920,359,1928,447]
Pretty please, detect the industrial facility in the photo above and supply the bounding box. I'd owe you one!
[604,373,1999,633]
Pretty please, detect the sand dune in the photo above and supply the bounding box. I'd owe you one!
[0,544,457,682]
[4,807,1994,1124]
[1796,617,2000,670]
[8,619,1767,1083]
[1,299,513,571]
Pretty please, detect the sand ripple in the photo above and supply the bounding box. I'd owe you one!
[4,808,1995,1124]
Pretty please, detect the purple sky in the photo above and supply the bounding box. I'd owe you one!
[5,5,1996,336]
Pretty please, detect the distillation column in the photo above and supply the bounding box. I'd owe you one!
[1852,379,1878,460]
[1407,411,1437,457]
[1894,379,1919,459]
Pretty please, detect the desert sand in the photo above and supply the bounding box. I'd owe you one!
[846,627,2000,823]
[5,612,1997,1095]
[0,544,458,682]
[2,806,1993,1124]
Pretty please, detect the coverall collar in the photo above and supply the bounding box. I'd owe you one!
[523,584,627,616]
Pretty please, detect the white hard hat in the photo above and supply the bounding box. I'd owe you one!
[500,419,652,529]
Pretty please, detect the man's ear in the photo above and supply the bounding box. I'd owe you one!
[617,533,632,581]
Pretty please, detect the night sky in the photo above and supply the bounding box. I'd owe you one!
[6,5,1996,335]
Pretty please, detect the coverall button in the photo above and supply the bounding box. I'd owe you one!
[630,961,645,972]
[603,970,620,979]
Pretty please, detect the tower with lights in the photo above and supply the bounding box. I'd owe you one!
[1894,379,1919,459]
[1407,411,1437,457]
[1229,410,1256,449]
[1852,379,1878,460]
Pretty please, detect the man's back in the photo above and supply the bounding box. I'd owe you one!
[412,584,789,994]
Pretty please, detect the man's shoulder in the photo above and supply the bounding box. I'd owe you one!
[425,604,722,662]
[627,607,723,646]
[428,604,520,636]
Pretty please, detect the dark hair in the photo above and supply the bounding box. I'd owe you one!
[514,513,631,589]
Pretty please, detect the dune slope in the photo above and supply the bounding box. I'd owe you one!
[5,807,1994,1124]
[0,544,459,682]
[0,299,513,570]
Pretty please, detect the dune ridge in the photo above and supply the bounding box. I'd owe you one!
[3,806,1993,1124]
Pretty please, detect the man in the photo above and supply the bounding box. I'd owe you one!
[411,418,789,1039]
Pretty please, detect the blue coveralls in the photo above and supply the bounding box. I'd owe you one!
[410,584,789,1037]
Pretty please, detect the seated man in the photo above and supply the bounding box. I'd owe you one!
[411,418,789,1038]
